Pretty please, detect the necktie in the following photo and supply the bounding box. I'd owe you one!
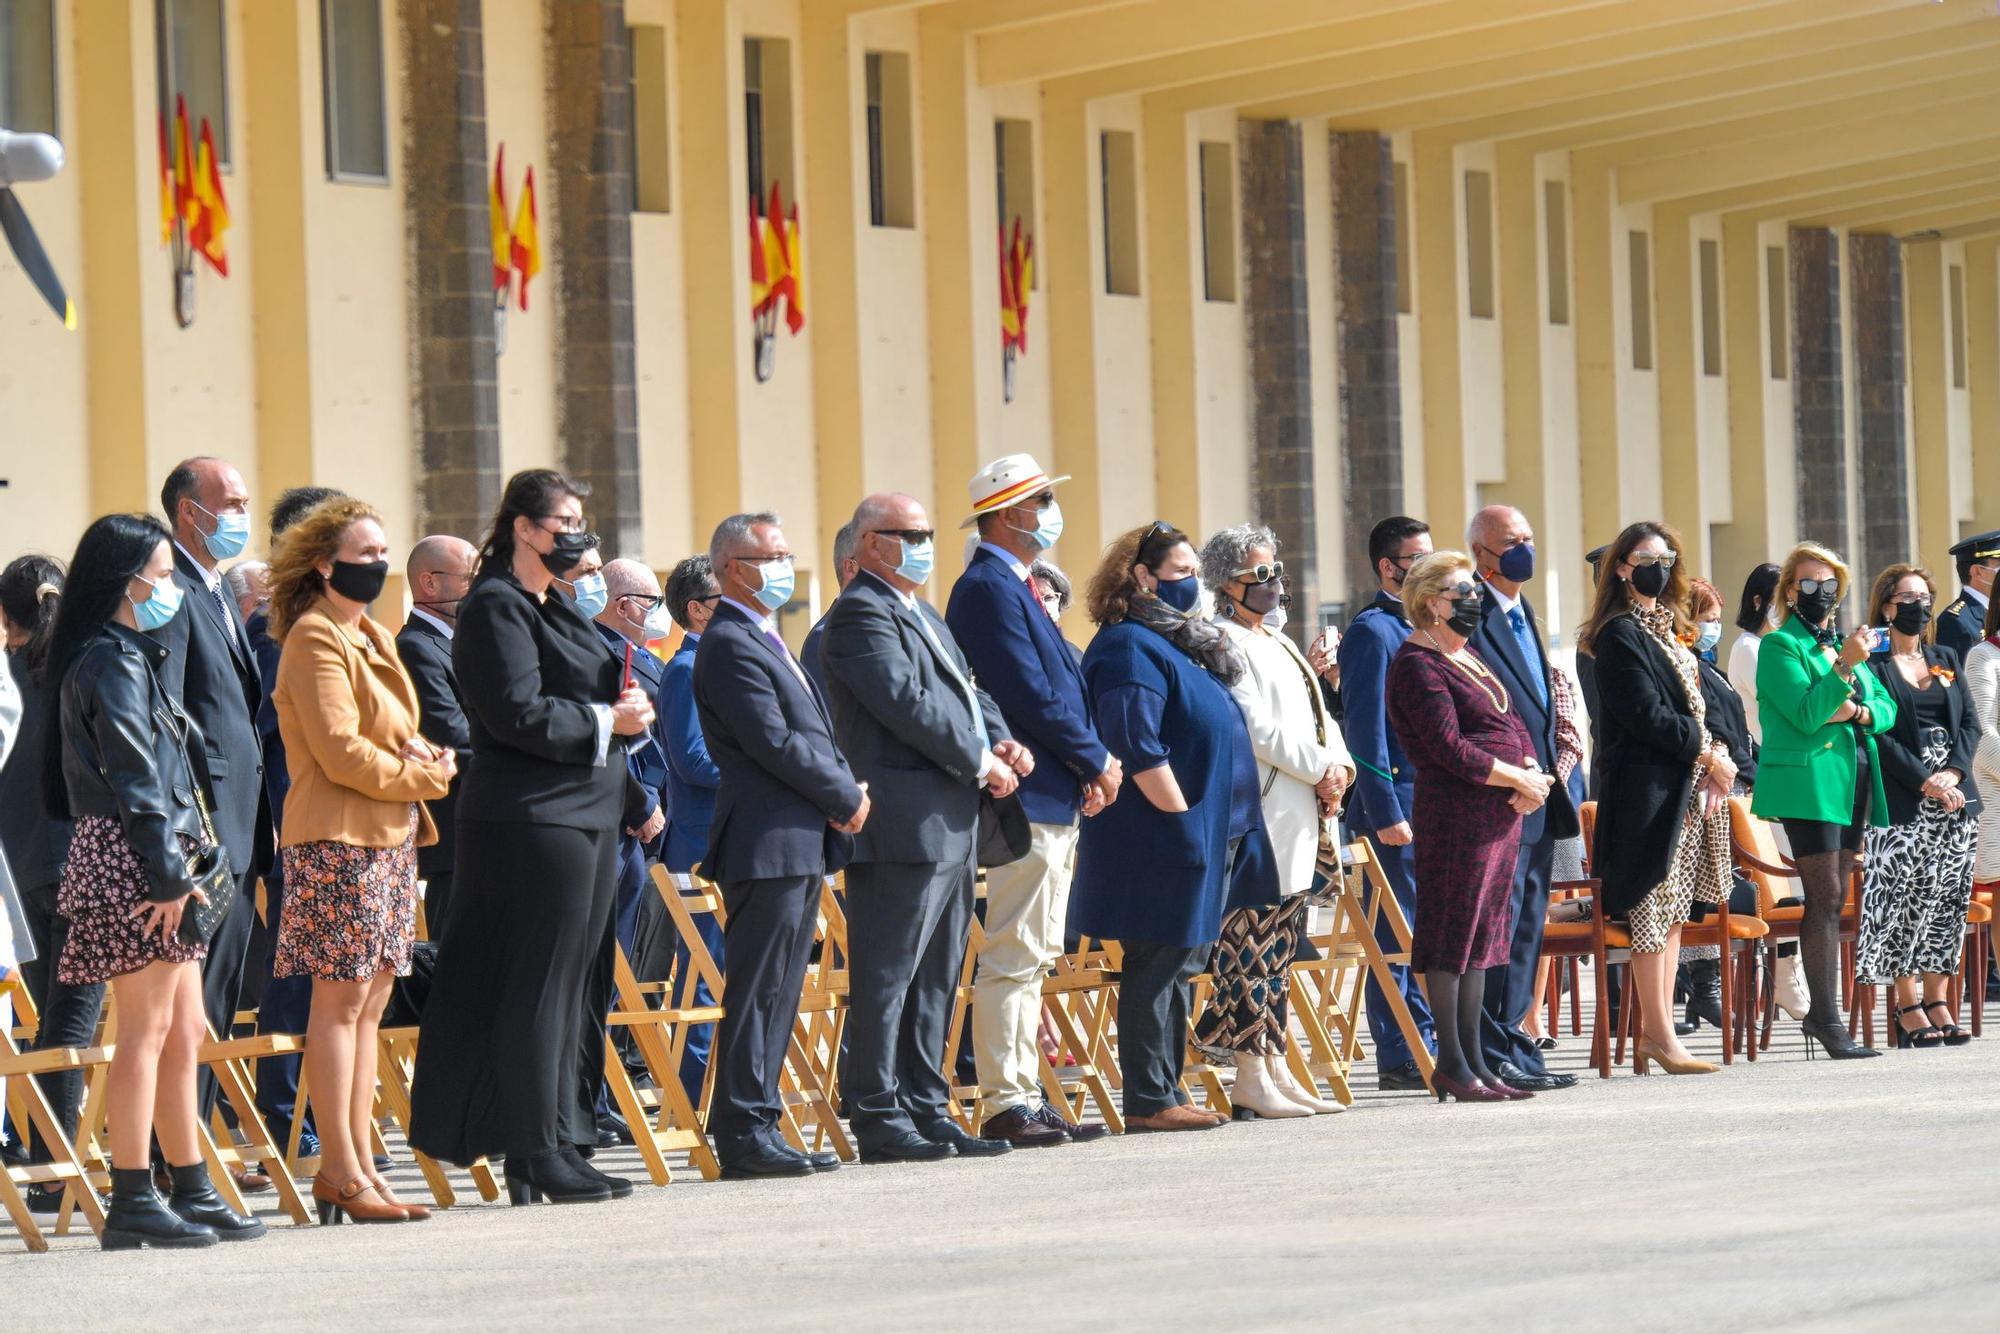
[1508,607,1548,708]
[762,625,808,685]
[916,607,990,752]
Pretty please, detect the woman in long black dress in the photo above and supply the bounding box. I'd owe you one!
[409,470,656,1205]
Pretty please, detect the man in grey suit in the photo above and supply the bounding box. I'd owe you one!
[694,512,869,1181]
[821,494,1033,1163]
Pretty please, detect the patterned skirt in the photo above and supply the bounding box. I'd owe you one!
[1629,781,1731,954]
[1192,896,1308,1059]
[1856,737,1978,983]
[274,808,420,982]
[55,815,208,986]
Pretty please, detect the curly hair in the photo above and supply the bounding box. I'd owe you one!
[1085,522,1190,627]
[267,497,383,642]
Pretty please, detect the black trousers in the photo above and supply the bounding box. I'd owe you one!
[422,871,456,947]
[19,879,107,1162]
[196,867,260,1120]
[708,875,821,1158]
[1117,940,1208,1117]
[842,850,975,1148]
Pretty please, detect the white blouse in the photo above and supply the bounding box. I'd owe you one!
[1727,630,1764,744]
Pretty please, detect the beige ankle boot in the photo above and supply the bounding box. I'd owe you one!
[1265,1052,1343,1114]
[1229,1051,1311,1119]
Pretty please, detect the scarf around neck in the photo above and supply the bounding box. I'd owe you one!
[1126,590,1245,685]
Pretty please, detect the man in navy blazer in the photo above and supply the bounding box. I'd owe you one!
[945,454,1120,1147]
[659,555,725,1100]
[1337,516,1439,1092]
[693,513,868,1180]
[1466,506,1582,1093]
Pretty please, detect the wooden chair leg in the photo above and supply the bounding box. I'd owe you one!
[1717,941,1734,1065]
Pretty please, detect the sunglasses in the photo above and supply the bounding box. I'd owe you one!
[1796,577,1837,597]
[1231,561,1285,585]
[873,528,936,544]
[1628,552,1677,569]
[1445,582,1480,599]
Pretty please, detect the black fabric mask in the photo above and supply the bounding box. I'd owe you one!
[1794,586,1839,626]
[1239,580,1283,616]
[1445,594,1484,637]
[538,529,600,577]
[1629,563,1671,599]
[1890,601,1932,636]
[328,559,389,604]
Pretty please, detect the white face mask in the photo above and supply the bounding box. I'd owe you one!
[1262,605,1289,631]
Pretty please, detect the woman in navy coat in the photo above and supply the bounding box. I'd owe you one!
[1070,522,1277,1133]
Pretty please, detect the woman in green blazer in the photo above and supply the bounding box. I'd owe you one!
[1752,542,1896,1059]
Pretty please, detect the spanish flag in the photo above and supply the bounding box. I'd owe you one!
[188,118,230,276]
[748,191,770,314]
[510,165,541,311]
[761,182,803,334]
[158,112,176,244]
[490,144,512,296]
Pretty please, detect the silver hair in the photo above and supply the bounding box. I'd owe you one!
[831,520,860,570]
[1198,525,1279,592]
[708,511,783,567]
[222,560,267,607]
[1030,558,1072,613]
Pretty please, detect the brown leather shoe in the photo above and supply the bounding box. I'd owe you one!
[233,1168,274,1195]
[980,1105,1068,1147]
[312,1174,411,1224]
[1030,1101,1110,1144]
[368,1172,431,1221]
[1125,1105,1227,1133]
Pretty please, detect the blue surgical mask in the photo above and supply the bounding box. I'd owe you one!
[1011,501,1063,552]
[894,537,935,587]
[567,572,609,619]
[1695,621,1721,657]
[642,602,676,639]
[131,574,184,632]
[192,501,251,561]
[1153,574,1200,615]
[751,557,795,612]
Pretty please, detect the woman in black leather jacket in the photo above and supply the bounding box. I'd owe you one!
[40,514,262,1251]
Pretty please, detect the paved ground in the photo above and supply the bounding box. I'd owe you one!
[8,1021,1999,1331]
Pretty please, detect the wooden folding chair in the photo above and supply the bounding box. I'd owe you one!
[1288,840,1433,1094]
[1036,940,1125,1134]
[195,1025,312,1224]
[0,978,110,1252]
[773,878,854,1159]
[372,1026,500,1206]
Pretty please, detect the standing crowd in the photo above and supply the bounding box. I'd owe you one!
[2,448,1997,1249]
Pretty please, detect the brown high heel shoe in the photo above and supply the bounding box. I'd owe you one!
[1633,1038,1718,1076]
[367,1173,430,1221]
[313,1174,411,1224]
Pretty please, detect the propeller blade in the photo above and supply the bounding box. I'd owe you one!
[0,187,76,330]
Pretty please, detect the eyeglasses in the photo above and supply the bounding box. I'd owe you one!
[1445,582,1479,599]
[1885,594,1930,606]
[737,553,793,566]
[1231,561,1285,585]
[1025,492,1056,509]
[620,593,662,610]
[1628,552,1677,569]
[873,528,936,544]
[1796,577,1838,597]
[1038,590,1062,607]
[533,513,589,535]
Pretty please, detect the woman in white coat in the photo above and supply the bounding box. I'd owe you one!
[1964,599,2000,898]
[1191,526,1355,1118]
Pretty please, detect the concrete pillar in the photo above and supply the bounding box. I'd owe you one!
[1239,119,1318,642]
[1145,101,1200,529]
[677,0,745,529]
[917,15,981,585]
[1329,130,1402,622]
[1041,93,1107,570]
[1790,226,1849,556]
[1654,205,1706,569]
[1849,231,1910,584]
[800,5,865,562]
[1969,240,2000,538]
[547,0,642,557]
[1571,159,1620,550]
[1903,238,1953,583]
[1715,214,1773,582]
[400,0,502,539]
[1413,132,1469,550]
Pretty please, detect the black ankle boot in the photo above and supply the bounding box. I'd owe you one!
[102,1166,218,1250]
[167,1162,268,1241]
[504,1152,612,1206]
[559,1145,634,1199]
[1684,960,1724,1029]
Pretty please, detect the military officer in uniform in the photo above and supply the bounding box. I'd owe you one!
[1936,529,1999,661]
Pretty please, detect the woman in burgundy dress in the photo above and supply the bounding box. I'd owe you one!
[1387,551,1553,1104]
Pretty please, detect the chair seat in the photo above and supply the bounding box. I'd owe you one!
[1967,901,1992,926]
[1686,916,1770,941]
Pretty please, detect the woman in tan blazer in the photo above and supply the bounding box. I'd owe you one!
[269,498,453,1224]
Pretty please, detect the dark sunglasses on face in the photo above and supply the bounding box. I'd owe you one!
[1796,577,1837,597]
[1445,582,1479,600]
[1628,552,1677,569]
[1232,561,1285,585]
[873,528,936,544]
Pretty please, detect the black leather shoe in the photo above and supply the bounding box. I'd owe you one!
[1376,1061,1429,1092]
[595,1111,634,1148]
[920,1123,1012,1158]
[982,1105,1068,1147]
[1495,1061,1578,1091]
[1030,1101,1109,1143]
[795,1148,841,1172]
[102,1167,218,1249]
[857,1132,955,1164]
[718,1144,816,1180]
[166,1162,267,1241]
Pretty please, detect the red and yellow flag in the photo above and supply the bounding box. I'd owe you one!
[780,201,804,335]
[510,166,541,311]
[756,182,804,333]
[490,144,512,296]
[748,191,770,313]
[1000,217,1033,353]
[187,118,230,276]
[158,112,177,243]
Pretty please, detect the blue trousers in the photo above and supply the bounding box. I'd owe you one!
[1480,832,1556,1074]
[1361,834,1437,1072]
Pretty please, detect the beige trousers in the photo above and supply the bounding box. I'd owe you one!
[971,820,1079,1119]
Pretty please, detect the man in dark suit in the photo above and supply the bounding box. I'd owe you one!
[1337,516,1440,1092]
[693,512,868,1180]
[153,457,273,1143]
[799,520,860,700]
[659,555,724,1101]
[1465,505,1581,1093]
[1937,530,1998,661]
[823,494,1029,1163]
[395,534,478,944]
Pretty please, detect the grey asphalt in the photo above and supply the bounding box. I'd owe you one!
[7,1021,1997,1331]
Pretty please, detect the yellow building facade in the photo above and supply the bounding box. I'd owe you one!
[2,0,1997,644]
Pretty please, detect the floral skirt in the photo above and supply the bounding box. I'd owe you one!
[274,808,420,982]
[55,815,208,986]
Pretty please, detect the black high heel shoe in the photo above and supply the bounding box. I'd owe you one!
[504,1152,613,1205]
[1893,1004,1947,1049]
[1801,1016,1881,1060]
[1922,1001,1973,1046]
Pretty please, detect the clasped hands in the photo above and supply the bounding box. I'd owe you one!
[1506,761,1554,817]
[397,734,457,782]
[1921,769,1967,813]
[981,739,1036,798]
[1081,755,1124,817]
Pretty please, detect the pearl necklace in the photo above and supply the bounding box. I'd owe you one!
[1419,629,1510,714]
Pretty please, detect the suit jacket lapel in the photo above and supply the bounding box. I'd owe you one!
[1003,556,1084,691]
[728,601,833,724]
[1477,597,1536,711]
[178,546,251,675]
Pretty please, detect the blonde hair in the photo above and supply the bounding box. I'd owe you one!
[1403,550,1477,630]
[1776,542,1851,620]
[267,497,383,641]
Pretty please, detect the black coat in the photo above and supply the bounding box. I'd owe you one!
[693,600,863,884]
[1871,644,1984,828]
[451,572,648,833]
[1696,657,1757,790]
[1588,614,1708,918]
[0,652,70,890]
[1468,589,1580,843]
[395,612,472,877]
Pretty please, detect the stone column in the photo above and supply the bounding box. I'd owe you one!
[1329,130,1401,622]
[1789,226,1848,559]
[401,0,502,539]
[547,0,642,558]
[1240,119,1317,644]
[1849,231,1910,586]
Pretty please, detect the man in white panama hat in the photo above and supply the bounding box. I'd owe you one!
[945,455,1121,1146]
